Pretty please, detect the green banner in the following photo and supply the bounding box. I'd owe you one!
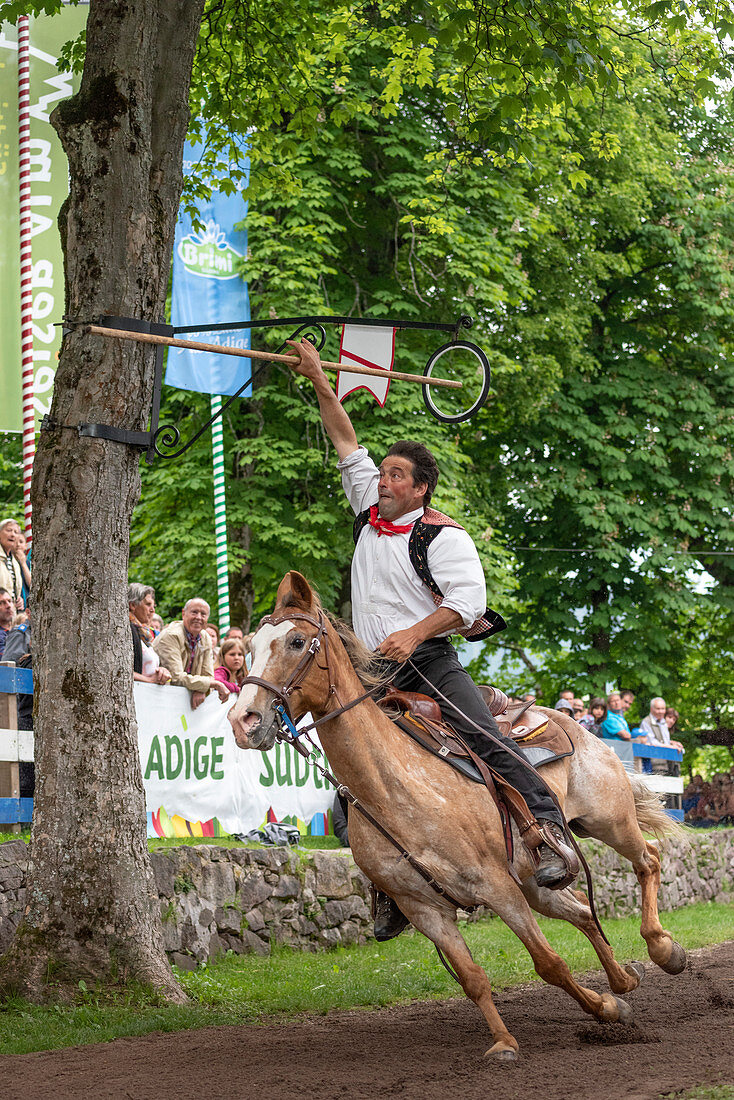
[0,4,87,432]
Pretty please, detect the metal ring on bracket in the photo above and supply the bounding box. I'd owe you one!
[421,340,491,424]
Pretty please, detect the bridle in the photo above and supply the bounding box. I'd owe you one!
[241,609,336,721]
[240,608,380,736]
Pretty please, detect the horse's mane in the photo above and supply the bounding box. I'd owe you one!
[326,613,392,690]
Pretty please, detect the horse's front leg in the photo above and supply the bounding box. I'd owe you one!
[395,895,520,1062]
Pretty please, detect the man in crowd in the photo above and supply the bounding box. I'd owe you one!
[0,519,28,611]
[572,698,586,721]
[601,692,632,740]
[223,626,244,642]
[289,335,577,940]
[153,597,231,710]
[3,605,32,732]
[619,689,635,714]
[0,588,15,658]
[638,697,684,752]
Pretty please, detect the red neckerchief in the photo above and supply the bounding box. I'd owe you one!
[368,504,415,537]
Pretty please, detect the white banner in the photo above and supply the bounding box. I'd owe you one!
[336,324,395,406]
[135,682,335,839]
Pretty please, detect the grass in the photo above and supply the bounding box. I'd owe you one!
[663,1090,734,1100]
[0,830,344,851]
[0,901,731,1056]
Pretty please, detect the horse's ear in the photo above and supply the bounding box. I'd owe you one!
[275,571,316,612]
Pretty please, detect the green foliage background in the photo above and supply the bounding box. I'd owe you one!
[4,0,734,754]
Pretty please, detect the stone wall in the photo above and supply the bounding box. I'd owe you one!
[0,829,732,968]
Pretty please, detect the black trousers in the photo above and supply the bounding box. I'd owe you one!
[384,638,563,829]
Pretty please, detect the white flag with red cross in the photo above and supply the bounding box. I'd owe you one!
[336,324,396,406]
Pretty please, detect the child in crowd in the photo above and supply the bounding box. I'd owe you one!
[579,697,607,737]
[214,637,247,694]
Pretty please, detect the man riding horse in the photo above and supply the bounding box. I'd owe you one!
[289,337,577,939]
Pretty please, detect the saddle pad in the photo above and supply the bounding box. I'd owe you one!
[396,711,573,784]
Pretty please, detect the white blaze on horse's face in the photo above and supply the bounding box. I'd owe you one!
[228,620,294,749]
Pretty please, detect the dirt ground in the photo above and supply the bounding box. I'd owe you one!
[2,940,733,1100]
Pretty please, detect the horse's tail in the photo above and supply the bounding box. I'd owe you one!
[630,774,688,841]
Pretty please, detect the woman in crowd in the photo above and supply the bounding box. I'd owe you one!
[128,582,171,685]
[578,697,607,737]
[214,637,247,694]
[205,622,220,659]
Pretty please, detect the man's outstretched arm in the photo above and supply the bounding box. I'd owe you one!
[286,338,358,460]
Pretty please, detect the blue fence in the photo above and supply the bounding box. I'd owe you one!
[0,663,33,825]
[602,737,684,821]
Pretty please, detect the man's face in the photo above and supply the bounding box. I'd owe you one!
[620,695,633,711]
[226,627,244,640]
[560,690,574,701]
[650,700,666,721]
[0,591,13,623]
[0,522,20,554]
[608,694,622,713]
[377,455,427,521]
[182,600,209,637]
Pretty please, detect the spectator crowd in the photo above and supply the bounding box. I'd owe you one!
[682,771,734,827]
[127,583,251,711]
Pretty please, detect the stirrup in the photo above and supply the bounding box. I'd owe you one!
[532,821,579,891]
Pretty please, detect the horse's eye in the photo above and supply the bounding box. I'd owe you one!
[290,635,305,650]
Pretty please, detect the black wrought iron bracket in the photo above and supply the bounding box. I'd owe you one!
[48,312,475,464]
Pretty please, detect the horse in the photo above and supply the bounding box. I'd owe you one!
[228,571,686,1061]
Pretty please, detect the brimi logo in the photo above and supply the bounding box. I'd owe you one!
[177,218,243,280]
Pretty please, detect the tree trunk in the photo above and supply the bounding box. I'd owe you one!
[0,0,205,1001]
[587,581,610,694]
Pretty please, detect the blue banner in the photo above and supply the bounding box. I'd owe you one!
[167,139,251,396]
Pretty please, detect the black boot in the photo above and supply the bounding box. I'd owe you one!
[373,890,410,941]
[534,821,579,890]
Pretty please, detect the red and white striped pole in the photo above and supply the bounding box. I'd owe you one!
[17,15,34,546]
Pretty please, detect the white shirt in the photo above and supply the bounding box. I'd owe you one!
[337,447,487,651]
[141,640,161,679]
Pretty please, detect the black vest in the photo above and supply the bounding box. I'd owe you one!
[353,507,506,641]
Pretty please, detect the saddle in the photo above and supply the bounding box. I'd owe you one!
[380,687,573,769]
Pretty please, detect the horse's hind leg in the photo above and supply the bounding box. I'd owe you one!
[484,884,634,1028]
[396,898,520,1062]
[631,838,685,974]
[584,813,686,975]
[520,878,644,995]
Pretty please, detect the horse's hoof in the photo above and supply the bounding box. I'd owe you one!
[659,940,686,975]
[599,992,634,1025]
[485,1039,519,1062]
[612,995,634,1026]
[625,961,645,987]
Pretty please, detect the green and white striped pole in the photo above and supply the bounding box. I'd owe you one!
[210,394,230,633]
